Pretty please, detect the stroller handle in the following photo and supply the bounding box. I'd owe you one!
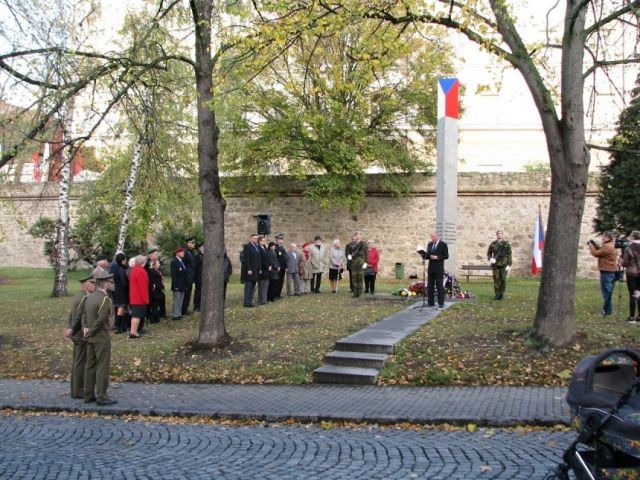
[590,348,640,371]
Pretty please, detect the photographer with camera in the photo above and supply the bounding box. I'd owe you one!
[588,232,619,316]
[620,230,640,323]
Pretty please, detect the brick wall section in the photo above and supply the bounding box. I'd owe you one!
[0,173,602,278]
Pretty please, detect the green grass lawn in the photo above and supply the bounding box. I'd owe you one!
[0,268,406,384]
[380,277,640,386]
[1,268,638,386]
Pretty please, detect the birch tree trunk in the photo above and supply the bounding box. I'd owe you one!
[51,103,74,298]
[190,0,229,347]
[115,138,144,253]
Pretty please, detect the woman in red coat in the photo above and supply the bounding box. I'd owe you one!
[364,240,380,295]
[128,255,149,338]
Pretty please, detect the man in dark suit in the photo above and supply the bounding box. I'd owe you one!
[193,242,204,311]
[426,232,449,308]
[274,234,287,298]
[241,234,261,307]
[181,237,196,315]
[171,247,188,320]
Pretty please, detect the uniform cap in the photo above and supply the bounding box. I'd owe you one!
[79,275,94,283]
[147,248,158,255]
[94,271,113,281]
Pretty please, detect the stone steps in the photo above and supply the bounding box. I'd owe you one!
[312,301,454,385]
[312,366,380,385]
[323,351,388,369]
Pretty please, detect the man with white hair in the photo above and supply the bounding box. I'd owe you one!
[285,243,302,296]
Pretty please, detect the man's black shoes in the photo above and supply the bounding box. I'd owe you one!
[96,399,118,406]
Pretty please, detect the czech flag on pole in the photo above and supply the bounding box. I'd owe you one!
[532,210,544,275]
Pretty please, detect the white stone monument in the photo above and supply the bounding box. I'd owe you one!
[435,78,459,273]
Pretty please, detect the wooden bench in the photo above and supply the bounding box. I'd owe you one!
[460,264,493,282]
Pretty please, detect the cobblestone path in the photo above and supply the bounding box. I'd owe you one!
[0,414,572,479]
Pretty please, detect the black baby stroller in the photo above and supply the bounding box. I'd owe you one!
[550,348,640,479]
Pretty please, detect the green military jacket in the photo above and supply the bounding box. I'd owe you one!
[487,240,512,268]
[350,241,368,267]
[85,289,114,344]
[68,290,89,342]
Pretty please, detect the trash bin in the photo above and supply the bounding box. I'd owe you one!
[395,262,404,279]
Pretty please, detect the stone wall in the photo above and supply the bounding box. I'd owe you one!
[0,173,602,278]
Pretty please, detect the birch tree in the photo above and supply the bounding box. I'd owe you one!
[51,101,74,297]
[115,133,144,254]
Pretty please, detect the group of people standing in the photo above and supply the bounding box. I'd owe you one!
[589,230,640,322]
[239,231,379,308]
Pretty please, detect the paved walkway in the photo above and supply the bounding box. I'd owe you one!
[0,379,570,426]
[0,413,572,479]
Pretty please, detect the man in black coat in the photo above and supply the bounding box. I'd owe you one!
[241,234,261,308]
[274,234,287,299]
[425,232,449,308]
[171,247,188,320]
[193,242,204,311]
[181,237,196,315]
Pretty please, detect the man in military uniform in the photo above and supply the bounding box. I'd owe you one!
[348,231,368,298]
[64,275,95,399]
[344,234,357,294]
[487,229,512,300]
[83,271,118,406]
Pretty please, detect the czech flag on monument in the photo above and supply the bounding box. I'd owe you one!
[532,210,544,275]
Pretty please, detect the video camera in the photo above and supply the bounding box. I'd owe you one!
[615,238,630,250]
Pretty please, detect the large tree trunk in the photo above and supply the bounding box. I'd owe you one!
[116,137,143,253]
[534,0,590,345]
[51,104,74,298]
[191,0,228,347]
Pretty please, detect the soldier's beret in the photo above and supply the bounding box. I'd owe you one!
[175,247,185,254]
[147,248,158,255]
[185,237,195,243]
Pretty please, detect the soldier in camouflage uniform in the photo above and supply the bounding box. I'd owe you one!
[487,230,512,300]
[348,231,368,298]
[83,271,118,406]
[64,275,95,399]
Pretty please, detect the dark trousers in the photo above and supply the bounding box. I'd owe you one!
[243,280,257,307]
[427,271,445,306]
[276,270,286,297]
[347,265,354,292]
[627,273,640,318]
[71,339,87,398]
[268,279,279,301]
[149,297,164,323]
[364,273,377,294]
[182,282,193,314]
[311,273,322,292]
[193,281,202,311]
